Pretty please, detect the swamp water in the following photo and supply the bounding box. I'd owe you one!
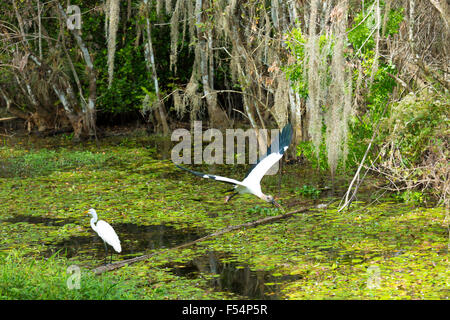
[167,251,302,299]
[1,213,303,299]
[0,133,447,299]
[45,222,203,260]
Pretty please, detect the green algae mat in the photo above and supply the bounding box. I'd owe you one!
[0,132,448,299]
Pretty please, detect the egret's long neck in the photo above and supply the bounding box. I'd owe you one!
[90,213,98,232]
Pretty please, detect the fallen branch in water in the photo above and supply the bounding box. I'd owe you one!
[93,207,310,274]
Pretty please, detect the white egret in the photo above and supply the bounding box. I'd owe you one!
[86,208,121,264]
[176,123,293,208]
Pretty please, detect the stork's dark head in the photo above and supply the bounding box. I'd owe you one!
[263,194,282,208]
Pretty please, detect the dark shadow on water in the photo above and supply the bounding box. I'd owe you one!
[43,222,205,261]
[2,214,205,262]
[167,251,301,300]
[1,215,77,226]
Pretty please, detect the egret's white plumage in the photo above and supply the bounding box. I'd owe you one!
[92,220,122,253]
[87,209,121,261]
[176,123,293,207]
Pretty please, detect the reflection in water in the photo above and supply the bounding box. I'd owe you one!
[169,251,301,300]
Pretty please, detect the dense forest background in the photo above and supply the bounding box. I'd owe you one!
[0,0,448,205]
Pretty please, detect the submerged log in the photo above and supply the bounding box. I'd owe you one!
[93,207,311,275]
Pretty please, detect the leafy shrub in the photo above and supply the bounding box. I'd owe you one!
[295,185,321,199]
[296,141,328,172]
[378,89,449,203]
[345,5,403,168]
[393,190,425,205]
[287,4,404,173]
[380,90,448,165]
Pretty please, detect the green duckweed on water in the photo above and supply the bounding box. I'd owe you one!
[0,132,448,300]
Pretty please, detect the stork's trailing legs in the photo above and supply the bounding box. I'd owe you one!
[224,192,239,203]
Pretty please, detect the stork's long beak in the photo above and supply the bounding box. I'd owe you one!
[272,199,282,209]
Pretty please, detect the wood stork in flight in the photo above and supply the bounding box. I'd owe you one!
[176,123,293,208]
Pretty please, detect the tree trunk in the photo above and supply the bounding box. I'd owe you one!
[57,3,97,138]
[195,0,229,129]
[288,83,303,156]
[429,0,449,30]
[143,0,170,135]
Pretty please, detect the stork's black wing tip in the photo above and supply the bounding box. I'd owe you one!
[283,122,293,136]
[243,123,294,178]
[284,122,293,130]
[175,164,190,173]
[174,164,213,180]
[280,123,294,150]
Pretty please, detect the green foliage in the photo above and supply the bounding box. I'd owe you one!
[393,190,425,205]
[290,3,401,173]
[295,185,321,199]
[284,29,335,100]
[383,7,404,36]
[0,148,112,177]
[344,4,403,168]
[95,43,149,114]
[296,140,328,172]
[0,250,142,300]
[81,1,192,116]
[380,90,449,165]
[284,28,308,98]
[348,5,404,54]
[286,4,406,174]
[62,1,148,115]
[61,133,74,142]
[376,89,449,201]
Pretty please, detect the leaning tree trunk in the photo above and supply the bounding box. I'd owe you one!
[28,53,84,138]
[57,3,97,139]
[143,0,169,135]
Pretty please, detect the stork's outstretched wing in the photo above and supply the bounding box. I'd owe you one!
[175,165,245,187]
[244,123,293,184]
